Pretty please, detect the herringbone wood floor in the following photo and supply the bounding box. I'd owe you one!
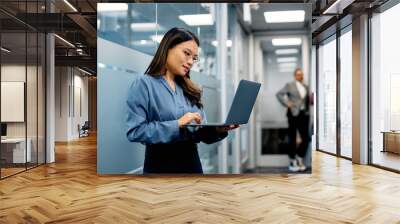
[1,134,400,223]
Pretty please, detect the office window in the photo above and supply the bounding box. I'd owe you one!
[317,36,337,154]
[371,3,400,171]
[339,27,352,158]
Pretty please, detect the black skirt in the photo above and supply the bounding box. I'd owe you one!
[143,141,203,174]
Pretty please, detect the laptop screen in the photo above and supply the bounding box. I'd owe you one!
[225,80,261,124]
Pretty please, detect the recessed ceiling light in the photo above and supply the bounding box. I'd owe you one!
[212,40,232,47]
[63,0,78,12]
[277,57,298,63]
[279,62,297,68]
[323,0,350,15]
[78,67,92,76]
[130,23,159,31]
[275,49,299,55]
[279,68,295,73]
[272,38,302,46]
[243,4,252,24]
[98,63,106,69]
[98,3,128,12]
[264,10,305,23]
[54,34,75,48]
[1,47,11,53]
[227,40,232,47]
[179,14,213,26]
[200,3,212,10]
[150,34,164,43]
[131,40,155,46]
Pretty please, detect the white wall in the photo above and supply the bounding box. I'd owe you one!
[1,65,39,138]
[1,64,46,164]
[55,67,89,141]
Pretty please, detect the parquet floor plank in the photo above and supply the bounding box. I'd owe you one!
[1,134,400,223]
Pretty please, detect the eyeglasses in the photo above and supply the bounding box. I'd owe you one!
[181,48,199,63]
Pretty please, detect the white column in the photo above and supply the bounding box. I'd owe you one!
[248,34,256,169]
[254,38,262,169]
[216,3,228,173]
[352,14,369,164]
[232,20,241,174]
[302,35,311,84]
[46,32,55,163]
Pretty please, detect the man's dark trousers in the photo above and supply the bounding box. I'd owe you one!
[287,109,310,159]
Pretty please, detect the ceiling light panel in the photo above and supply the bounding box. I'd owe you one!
[277,57,298,63]
[279,68,295,73]
[178,14,213,26]
[1,47,11,53]
[272,38,302,46]
[150,34,164,43]
[98,3,128,12]
[278,62,297,68]
[130,23,159,31]
[264,10,305,23]
[275,49,299,55]
[63,0,78,12]
[54,34,75,48]
[211,40,232,47]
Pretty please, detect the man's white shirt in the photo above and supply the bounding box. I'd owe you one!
[296,81,306,110]
[296,81,306,99]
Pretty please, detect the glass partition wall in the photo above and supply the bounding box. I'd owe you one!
[370,2,400,172]
[0,2,46,179]
[98,3,226,173]
[316,25,353,159]
[317,35,337,155]
[316,0,400,172]
[339,26,352,159]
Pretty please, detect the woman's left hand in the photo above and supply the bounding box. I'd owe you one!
[215,125,239,134]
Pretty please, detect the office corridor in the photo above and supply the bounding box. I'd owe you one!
[0,134,399,223]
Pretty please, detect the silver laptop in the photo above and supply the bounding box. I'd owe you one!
[184,79,261,127]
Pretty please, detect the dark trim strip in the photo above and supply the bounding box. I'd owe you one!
[0,19,2,179]
[315,44,319,150]
[336,28,341,157]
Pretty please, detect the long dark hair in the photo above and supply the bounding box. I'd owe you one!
[145,27,203,109]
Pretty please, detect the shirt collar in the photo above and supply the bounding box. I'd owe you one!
[160,75,179,95]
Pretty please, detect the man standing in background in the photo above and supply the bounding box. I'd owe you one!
[276,68,311,172]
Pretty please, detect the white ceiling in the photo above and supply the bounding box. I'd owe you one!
[249,3,312,32]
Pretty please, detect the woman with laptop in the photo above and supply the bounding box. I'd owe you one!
[125,27,238,174]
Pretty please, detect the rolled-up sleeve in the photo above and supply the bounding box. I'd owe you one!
[126,78,180,144]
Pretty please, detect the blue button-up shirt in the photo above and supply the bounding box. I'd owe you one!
[126,74,208,145]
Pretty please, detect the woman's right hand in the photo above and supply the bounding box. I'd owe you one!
[178,112,202,127]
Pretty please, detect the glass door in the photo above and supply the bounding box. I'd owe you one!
[339,26,352,159]
[317,35,337,154]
